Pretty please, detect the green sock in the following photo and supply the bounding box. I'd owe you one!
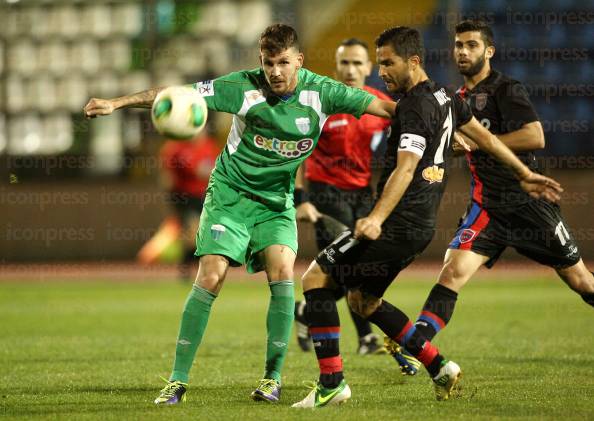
[170,285,217,383]
[265,280,295,383]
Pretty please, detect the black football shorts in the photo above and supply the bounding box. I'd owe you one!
[316,224,434,298]
[449,199,581,269]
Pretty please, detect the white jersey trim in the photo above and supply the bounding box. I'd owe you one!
[226,115,246,155]
[238,89,266,118]
[398,133,426,158]
[298,90,328,134]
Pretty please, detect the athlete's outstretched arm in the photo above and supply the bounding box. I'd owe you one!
[494,121,545,151]
[456,121,544,153]
[83,87,165,118]
[459,116,562,202]
[354,151,420,240]
[364,98,397,118]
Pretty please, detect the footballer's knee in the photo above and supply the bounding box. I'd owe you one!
[194,255,229,293]
[263,245,296,282]
[266,264,294,282]
[437,262,469,292]
[302,261,333,292]
[347,289,381,319]
[438,250,484,292]
[557,260,594,294]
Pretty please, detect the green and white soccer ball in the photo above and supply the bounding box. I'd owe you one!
[151,86,208,140]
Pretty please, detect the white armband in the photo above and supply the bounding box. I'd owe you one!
[398,133,426,158]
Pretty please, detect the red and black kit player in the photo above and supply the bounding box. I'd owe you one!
[160,133,220,278]
[391,19,594,376]
[293,38,391,355]
[292,27,562,407]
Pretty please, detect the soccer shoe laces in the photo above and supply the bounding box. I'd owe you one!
[158,376,187,397]
[256,379,279,394]
[301,380,321,396]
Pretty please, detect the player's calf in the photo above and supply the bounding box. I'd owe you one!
[556,260,594,307]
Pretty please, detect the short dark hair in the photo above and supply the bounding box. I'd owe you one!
[455,19,494,47]
[259,24,300,55]
[340,38,368,51]
[375,26,425,63]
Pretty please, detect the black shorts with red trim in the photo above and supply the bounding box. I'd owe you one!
[449,199,581,269]
[316,224,434,298]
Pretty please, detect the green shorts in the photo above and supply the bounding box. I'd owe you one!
[195,179,298,273]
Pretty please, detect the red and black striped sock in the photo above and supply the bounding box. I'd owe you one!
[304,288,343,388]
[414,283,458,341]
[368,300,444,377]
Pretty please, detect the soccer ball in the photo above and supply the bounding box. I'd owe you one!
[151,86,208,140]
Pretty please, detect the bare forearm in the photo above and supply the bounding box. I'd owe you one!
[477,133,531,179]
[112,87,165,109]
[365,98,397,118]
[497,123,545,151]
[368,168,413,223]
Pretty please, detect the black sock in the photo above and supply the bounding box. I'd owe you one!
[294,300,307,324]
[182,248,195,265]
[304,288,344,388]
[332,286,372,340]
[581,292,594,308]
[368,300,444,377]
[414,284,458,341]
[349,308,373,339]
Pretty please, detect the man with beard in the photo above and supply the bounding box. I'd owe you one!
[291,26,562,407]
[293,38,391,355]
[388,19,594,376]
[84,24,397,405]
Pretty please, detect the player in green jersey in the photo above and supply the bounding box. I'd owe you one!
[84,24,396,404]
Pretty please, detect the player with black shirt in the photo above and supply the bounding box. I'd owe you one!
[389,19,594,376]
[292,26,562,408]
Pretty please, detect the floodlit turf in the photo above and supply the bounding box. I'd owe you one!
[1,274,593,420]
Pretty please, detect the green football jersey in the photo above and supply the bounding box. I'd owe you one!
[193,68,375,210]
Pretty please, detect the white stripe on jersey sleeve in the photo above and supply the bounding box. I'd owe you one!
[226,115,246,155]
[238,90,266,118]
[398,133,426,158]
[298,90,329,134]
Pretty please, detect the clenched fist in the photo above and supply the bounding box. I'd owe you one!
[354,216,383,240]
[83,98,115,118]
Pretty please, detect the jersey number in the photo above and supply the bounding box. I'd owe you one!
[555,221,570,246]
[435,108,453,165]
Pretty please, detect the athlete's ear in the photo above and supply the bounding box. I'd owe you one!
[297,52,304,69]
[408,55,421,70]
[485,45,495,59]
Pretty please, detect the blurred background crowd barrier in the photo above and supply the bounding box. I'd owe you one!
[1,0,592,262]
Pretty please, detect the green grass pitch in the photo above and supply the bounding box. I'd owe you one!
[1,272,593,420]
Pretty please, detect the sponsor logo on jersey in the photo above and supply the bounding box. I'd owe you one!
[210,224,226,241]
[295,117,311,134]
[422,165,444,183]
[474,93,488,110]
[253,134,314,158]
[195,80,214,97]
[459,229,476,244]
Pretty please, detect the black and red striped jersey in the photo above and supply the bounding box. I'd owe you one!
[458,69,540,209]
